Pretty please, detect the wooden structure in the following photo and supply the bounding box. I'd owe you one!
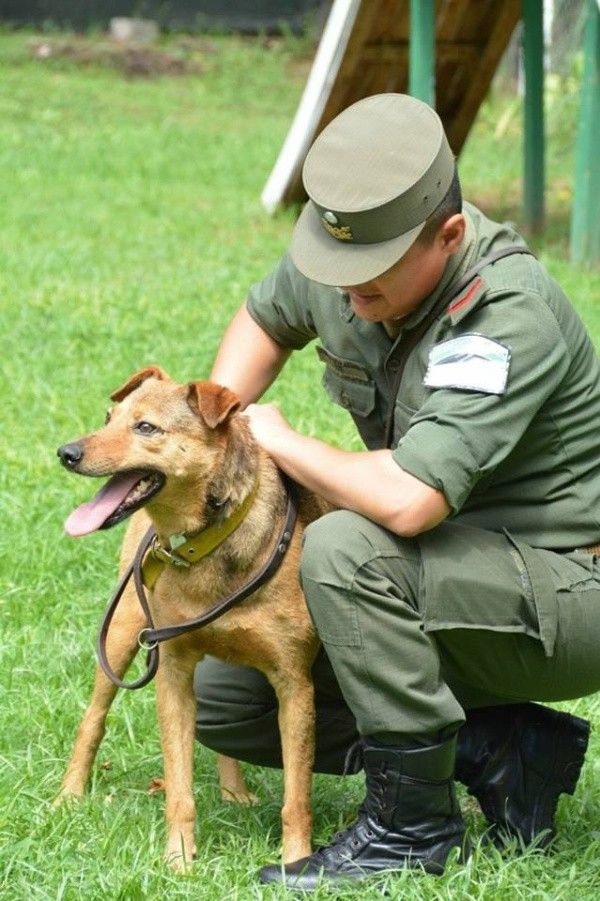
[262,0,522,212]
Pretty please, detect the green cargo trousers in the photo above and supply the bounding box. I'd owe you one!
[195,511,600,771]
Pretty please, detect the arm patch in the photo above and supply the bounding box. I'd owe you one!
[424,334,511,395]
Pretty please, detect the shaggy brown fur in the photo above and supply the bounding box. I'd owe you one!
[55,366,325,870]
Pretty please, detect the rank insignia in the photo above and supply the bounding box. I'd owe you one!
[321,213,353,242]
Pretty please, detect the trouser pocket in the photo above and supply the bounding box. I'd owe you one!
[417,522,558,657]
[503,531,558,656]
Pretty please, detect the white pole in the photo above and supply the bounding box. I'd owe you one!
[261,0,363,214]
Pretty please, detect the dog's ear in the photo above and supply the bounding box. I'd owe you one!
[110,366,170,403]
[187,381,241,429]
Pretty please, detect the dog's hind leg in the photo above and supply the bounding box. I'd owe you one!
[217,754,258,805]
[53,577,145,805]
[269,657,317,864]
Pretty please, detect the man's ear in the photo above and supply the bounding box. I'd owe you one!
[438,214,466,255]
[186,381,241,429]
[110,365,170,403]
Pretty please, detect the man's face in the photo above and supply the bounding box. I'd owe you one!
[342,214,465,324]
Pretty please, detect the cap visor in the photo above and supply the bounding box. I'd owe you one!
[290,201,427,287]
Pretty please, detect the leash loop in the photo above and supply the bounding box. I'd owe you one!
[96,526,159,690]
[137,628,159,652]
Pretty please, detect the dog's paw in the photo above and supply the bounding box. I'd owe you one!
[52,786,84,808]
[220,785,259,806]
[164,836,197,874]
[165,854,193,875]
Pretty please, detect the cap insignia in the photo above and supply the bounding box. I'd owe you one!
[321,212,353,242]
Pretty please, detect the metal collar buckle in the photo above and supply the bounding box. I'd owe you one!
[151,536,190,568]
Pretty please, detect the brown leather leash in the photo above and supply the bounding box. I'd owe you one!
[97,474,298,691]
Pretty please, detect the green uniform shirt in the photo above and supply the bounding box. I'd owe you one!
[247,203,600,550]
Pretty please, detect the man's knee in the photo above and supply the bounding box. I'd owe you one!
[302,510,380,584]
[301,509,419,610]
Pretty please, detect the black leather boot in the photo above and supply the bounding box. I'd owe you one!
[455,703,590,848]
[259,736,468,890]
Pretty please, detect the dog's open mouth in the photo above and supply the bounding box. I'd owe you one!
[64,470,165,537]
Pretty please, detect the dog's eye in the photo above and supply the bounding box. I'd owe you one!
[104,408,112,425]
[134,421,161,436]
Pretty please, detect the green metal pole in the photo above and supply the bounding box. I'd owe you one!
[410,0,435,107]
[522,0,545,234]
[570,0,600,266]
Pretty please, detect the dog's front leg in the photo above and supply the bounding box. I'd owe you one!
[54,579,145,805]
[156,648,199,872]
[270,665,316,863]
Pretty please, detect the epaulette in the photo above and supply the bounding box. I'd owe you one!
[447,276,488,326]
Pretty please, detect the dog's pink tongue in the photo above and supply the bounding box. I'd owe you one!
[64,470,147,537]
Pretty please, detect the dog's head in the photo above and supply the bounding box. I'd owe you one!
[58,366,242,536]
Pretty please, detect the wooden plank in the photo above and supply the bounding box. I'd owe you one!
[361,41,478,63]
[370,0,410,42]
[446,0,521,152]
[437,0,476,41]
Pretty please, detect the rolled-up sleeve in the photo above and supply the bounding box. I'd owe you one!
[392,291,571,513]
[246,253,317,349]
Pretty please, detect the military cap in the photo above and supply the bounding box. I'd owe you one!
[291,93,455,286]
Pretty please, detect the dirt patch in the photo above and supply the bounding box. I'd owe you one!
[29,36,215,78]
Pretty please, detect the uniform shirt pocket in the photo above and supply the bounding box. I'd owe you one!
[317,346,376,417]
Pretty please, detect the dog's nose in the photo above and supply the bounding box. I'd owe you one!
[57,443,84,469]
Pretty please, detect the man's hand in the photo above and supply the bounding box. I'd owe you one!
[243,403,292,452]
[242,403,450,538]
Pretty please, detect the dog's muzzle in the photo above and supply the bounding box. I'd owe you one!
[57,443,84,469]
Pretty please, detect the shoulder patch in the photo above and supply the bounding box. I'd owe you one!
[447,276,487,325]
[424,334,511,395]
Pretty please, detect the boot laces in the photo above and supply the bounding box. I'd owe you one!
[313,817,376,862]
[365,760,388,817]
[312,758,386,861]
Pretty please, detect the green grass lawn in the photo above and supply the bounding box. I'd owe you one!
[1,28,599,900]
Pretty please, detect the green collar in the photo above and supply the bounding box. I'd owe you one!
[142,481,260,590]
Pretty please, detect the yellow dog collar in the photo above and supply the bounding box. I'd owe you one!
[142,481,260,590]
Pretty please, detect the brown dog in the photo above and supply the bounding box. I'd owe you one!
[55,366,324,870]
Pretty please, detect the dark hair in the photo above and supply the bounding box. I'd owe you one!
[416,168,462,246]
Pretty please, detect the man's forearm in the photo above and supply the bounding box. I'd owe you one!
[259,425,450,537]
[210,304,291,408]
